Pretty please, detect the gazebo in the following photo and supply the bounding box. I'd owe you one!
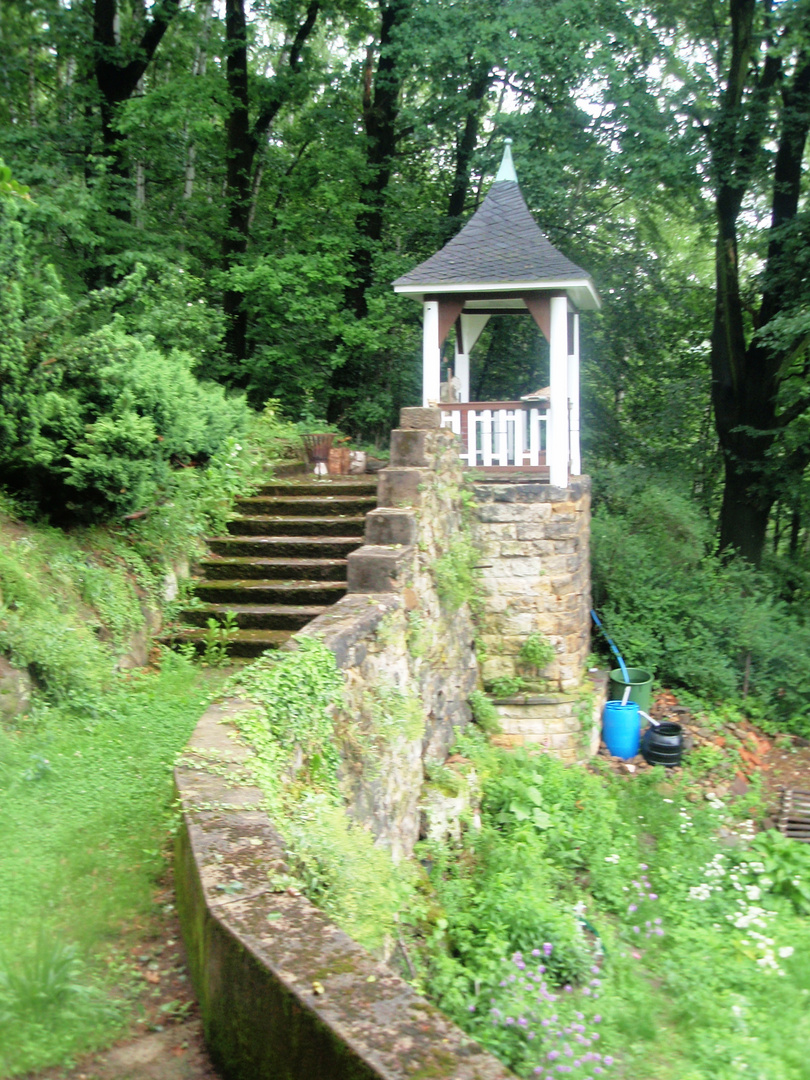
[393,141,600,488]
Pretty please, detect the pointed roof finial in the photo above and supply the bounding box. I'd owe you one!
[495,137,518,183]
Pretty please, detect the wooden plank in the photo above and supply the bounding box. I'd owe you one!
[481,410,493,468]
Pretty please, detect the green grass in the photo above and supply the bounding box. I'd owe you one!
[0,653,218,1075]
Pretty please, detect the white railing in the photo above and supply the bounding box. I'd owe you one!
[440,401,548,469]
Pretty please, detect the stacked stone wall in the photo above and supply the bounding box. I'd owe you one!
[471,479,591,691]
[299,407,479,859]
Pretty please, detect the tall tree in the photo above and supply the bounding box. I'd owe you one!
[221,0,322,366]
[93,0,181,212]
[705,0,810,563]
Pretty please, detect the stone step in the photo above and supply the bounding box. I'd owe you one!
[197,556,348,582]
[180,603,326,631]
[256,479,378,497]
[194,579,346,606]
[167,627,292,658]
[209,536,363,559]
[226,515,367,538]
[236,495,377,517]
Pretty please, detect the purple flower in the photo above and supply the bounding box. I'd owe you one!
[468,1004,476,1012]
[582,987,591,995]
[632,925,640,934]
[593,1015,602,1023]
[533,1069,543,1076]
[527,1031,535,1040]
[591,1032,601,1041]
[547,1050,560,1061]
[532,948,541,957]
[594,1069,604,1076]
[538,965,546,973]
[604,1056,614,1066]
[591,965,601,974]
[518,1017,528,1027]
[639,863,648,870]
[506,1017,514,1025]
[628,903,637,913]
[564,984,573,993]
[649,893,658,900]
[591,979,601,987]
[543,942,553,956]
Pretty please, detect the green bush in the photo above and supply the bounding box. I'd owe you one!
[591,475,810,733]
[0,200,248,523]
[11,326,248,521]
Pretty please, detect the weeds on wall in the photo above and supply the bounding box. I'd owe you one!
[230,640,419,954]
[433,537,482,613]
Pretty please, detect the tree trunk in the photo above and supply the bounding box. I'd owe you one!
[709,1,810,565]
[93,0,180,219]
[220,0,321,371]
[446,65,491,222]
[222,0,253,367]
[345,0,411,321]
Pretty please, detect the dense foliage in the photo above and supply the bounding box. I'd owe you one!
[411,734,810,1080]
[591,472,810,735]
[3,2,810,562]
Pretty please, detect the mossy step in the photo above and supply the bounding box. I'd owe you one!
[197,556,348,581]
[167,627,292,658]
[226,515,367,538]
[193,580,346,605]
[257,479,377,497]
[180,604,326,630]
[208,537,362,559]
[236,495,377,516]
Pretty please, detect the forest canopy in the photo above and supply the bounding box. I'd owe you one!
[1,0,809,568]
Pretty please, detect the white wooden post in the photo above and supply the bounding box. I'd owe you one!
[454,347,470,403]
[548,294,569,488]
[568,310,581,476]
[422,301,441,406]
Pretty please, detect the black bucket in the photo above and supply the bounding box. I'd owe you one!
[640,722,683,767]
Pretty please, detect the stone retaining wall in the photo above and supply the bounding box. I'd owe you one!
[489,671,607,764]
[174,410,598,1079]
[174,407,511,1079]
[303,406,478,858]
[174,703,513,1080]
[471,479,591,692]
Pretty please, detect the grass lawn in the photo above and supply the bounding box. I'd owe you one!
[0,654,220,1075]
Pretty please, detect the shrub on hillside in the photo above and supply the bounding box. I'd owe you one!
[591,475,810,734]
[0,199,247,522]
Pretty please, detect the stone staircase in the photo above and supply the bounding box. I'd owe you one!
[174,476,377,658]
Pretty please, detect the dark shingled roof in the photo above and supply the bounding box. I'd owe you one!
[394,179,589,288]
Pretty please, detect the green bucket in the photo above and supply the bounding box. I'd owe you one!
[608,667,654,713]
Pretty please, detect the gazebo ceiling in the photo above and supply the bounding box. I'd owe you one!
[393,145,601,312]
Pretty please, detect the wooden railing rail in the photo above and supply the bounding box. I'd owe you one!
[440,401,549,469]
